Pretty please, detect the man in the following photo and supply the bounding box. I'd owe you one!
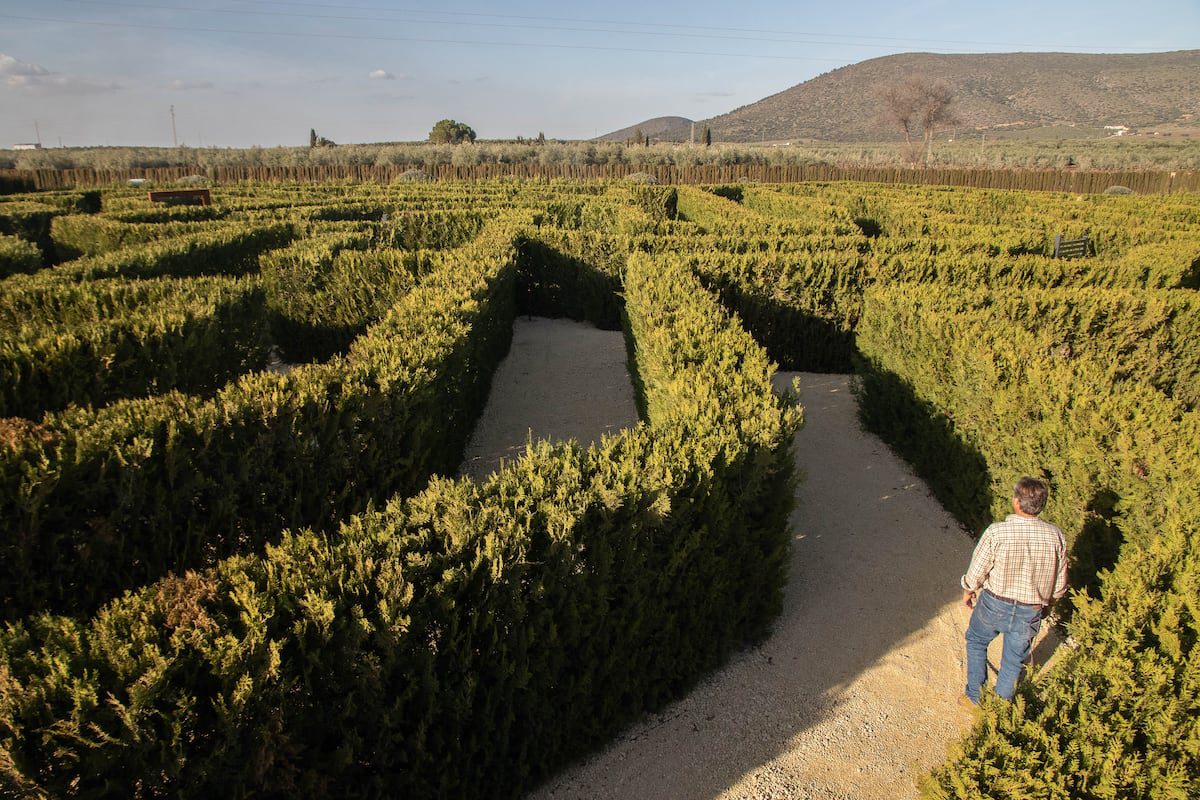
[960,477,1069,705]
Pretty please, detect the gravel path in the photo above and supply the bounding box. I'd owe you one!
[463,318,993,799]
[459,317,640,480]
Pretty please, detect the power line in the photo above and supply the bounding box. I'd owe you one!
[0,13,862,61]
[61,0,1005,51]
[230,0,1159,52]
[60,0,1166,53]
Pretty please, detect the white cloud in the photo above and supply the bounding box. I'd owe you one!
[168,79,215,91]
[0,53,49,77]
[369,69,395,80]
[1,53,118,94]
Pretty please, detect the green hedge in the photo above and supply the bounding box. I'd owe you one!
[679,244,867,372]
[0,278,271,419]
[108,205,227,224]
[892,286,1200,408]
[739,187,859,236]
[869,237,1200,289]
[516,228,626,329]
[0,202,58,258]
[0,229,800,800]
[0,234,40,278]
[50,214,232,259]
[258,227,461,362]
[10,190,102,215]
[0,274,247,330]
[854,283,1173,551]
[258,231,374,361]
[0,221,520,618]
[852,281,1200,798]
[0,224,293,289]
[925,520,1199,800]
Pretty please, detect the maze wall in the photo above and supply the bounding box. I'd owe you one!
[0,180,1196,798]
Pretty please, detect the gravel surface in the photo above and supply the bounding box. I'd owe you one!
[459,316,639,480]
[462,319,1015,799]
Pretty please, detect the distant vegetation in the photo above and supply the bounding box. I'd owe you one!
[428,119,477,145]
[4,136,1200,173]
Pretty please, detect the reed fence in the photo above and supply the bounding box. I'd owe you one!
[2,163,1196,193]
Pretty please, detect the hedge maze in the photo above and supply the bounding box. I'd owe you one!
[0,179,1196,798]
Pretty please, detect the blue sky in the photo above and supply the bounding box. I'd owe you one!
[1,1,1196,147]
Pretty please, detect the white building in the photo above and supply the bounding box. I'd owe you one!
[12,142,42,150]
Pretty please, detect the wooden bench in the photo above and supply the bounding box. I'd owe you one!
[1053,234,1091,259]
[148,188,212,206]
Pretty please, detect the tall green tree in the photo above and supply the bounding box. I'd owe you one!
[429,119,477,144]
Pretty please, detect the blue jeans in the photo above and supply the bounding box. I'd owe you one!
[964,589,1042,703]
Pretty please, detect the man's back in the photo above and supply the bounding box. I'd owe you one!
[968,513,1068,608]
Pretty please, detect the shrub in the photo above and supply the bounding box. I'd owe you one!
[624,171,658,185]
[393,168,431,183]
[0,234,41,277]
[0,220,801,800]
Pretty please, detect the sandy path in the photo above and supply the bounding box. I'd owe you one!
[459,316,639,480]
[464,320,994,799]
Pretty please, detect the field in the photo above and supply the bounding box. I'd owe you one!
[0,179,1197,798]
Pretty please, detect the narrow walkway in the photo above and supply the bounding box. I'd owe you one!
[461,322,993,797]
[529,373,982,800]
[459,316,639,480]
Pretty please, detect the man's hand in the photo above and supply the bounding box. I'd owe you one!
[963,589,976,609]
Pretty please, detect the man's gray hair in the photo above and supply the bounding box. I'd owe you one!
[1014,477,1049,515]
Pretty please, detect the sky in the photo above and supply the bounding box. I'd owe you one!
[1,1,1197,148]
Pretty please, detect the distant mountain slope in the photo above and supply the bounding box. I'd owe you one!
[596,116,694,142]
[661,50,1200,142]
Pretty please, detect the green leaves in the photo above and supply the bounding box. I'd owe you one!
[0,182,806,798]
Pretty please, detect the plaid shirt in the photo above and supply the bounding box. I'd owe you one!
[961,514,1069,607]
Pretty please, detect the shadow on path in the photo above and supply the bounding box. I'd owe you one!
[529,373,985,800]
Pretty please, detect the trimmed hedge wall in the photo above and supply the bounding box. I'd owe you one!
[0,228,800,799]
[0,202,58,259]
[0,179,1196,798]
[678,245,867,372]
[0,274,247,330]
[52,223,294,281]
[0,234,40,278]
[853,282,1200,798]
[0,278,272,418]
[0,220,520,618]
[50,215,232,260]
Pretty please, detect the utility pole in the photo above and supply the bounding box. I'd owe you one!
[170,105,178,147]
[691,121,695,145]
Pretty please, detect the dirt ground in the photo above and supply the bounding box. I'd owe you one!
[462,317,1042,800]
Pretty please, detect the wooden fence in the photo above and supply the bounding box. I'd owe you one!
[2,163,1196,194]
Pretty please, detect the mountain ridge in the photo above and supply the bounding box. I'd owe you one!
[594,116,694,143]
[649,50,1199,142]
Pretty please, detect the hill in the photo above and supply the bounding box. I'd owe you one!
[596,116,694,143]
[660,50,1200,142]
